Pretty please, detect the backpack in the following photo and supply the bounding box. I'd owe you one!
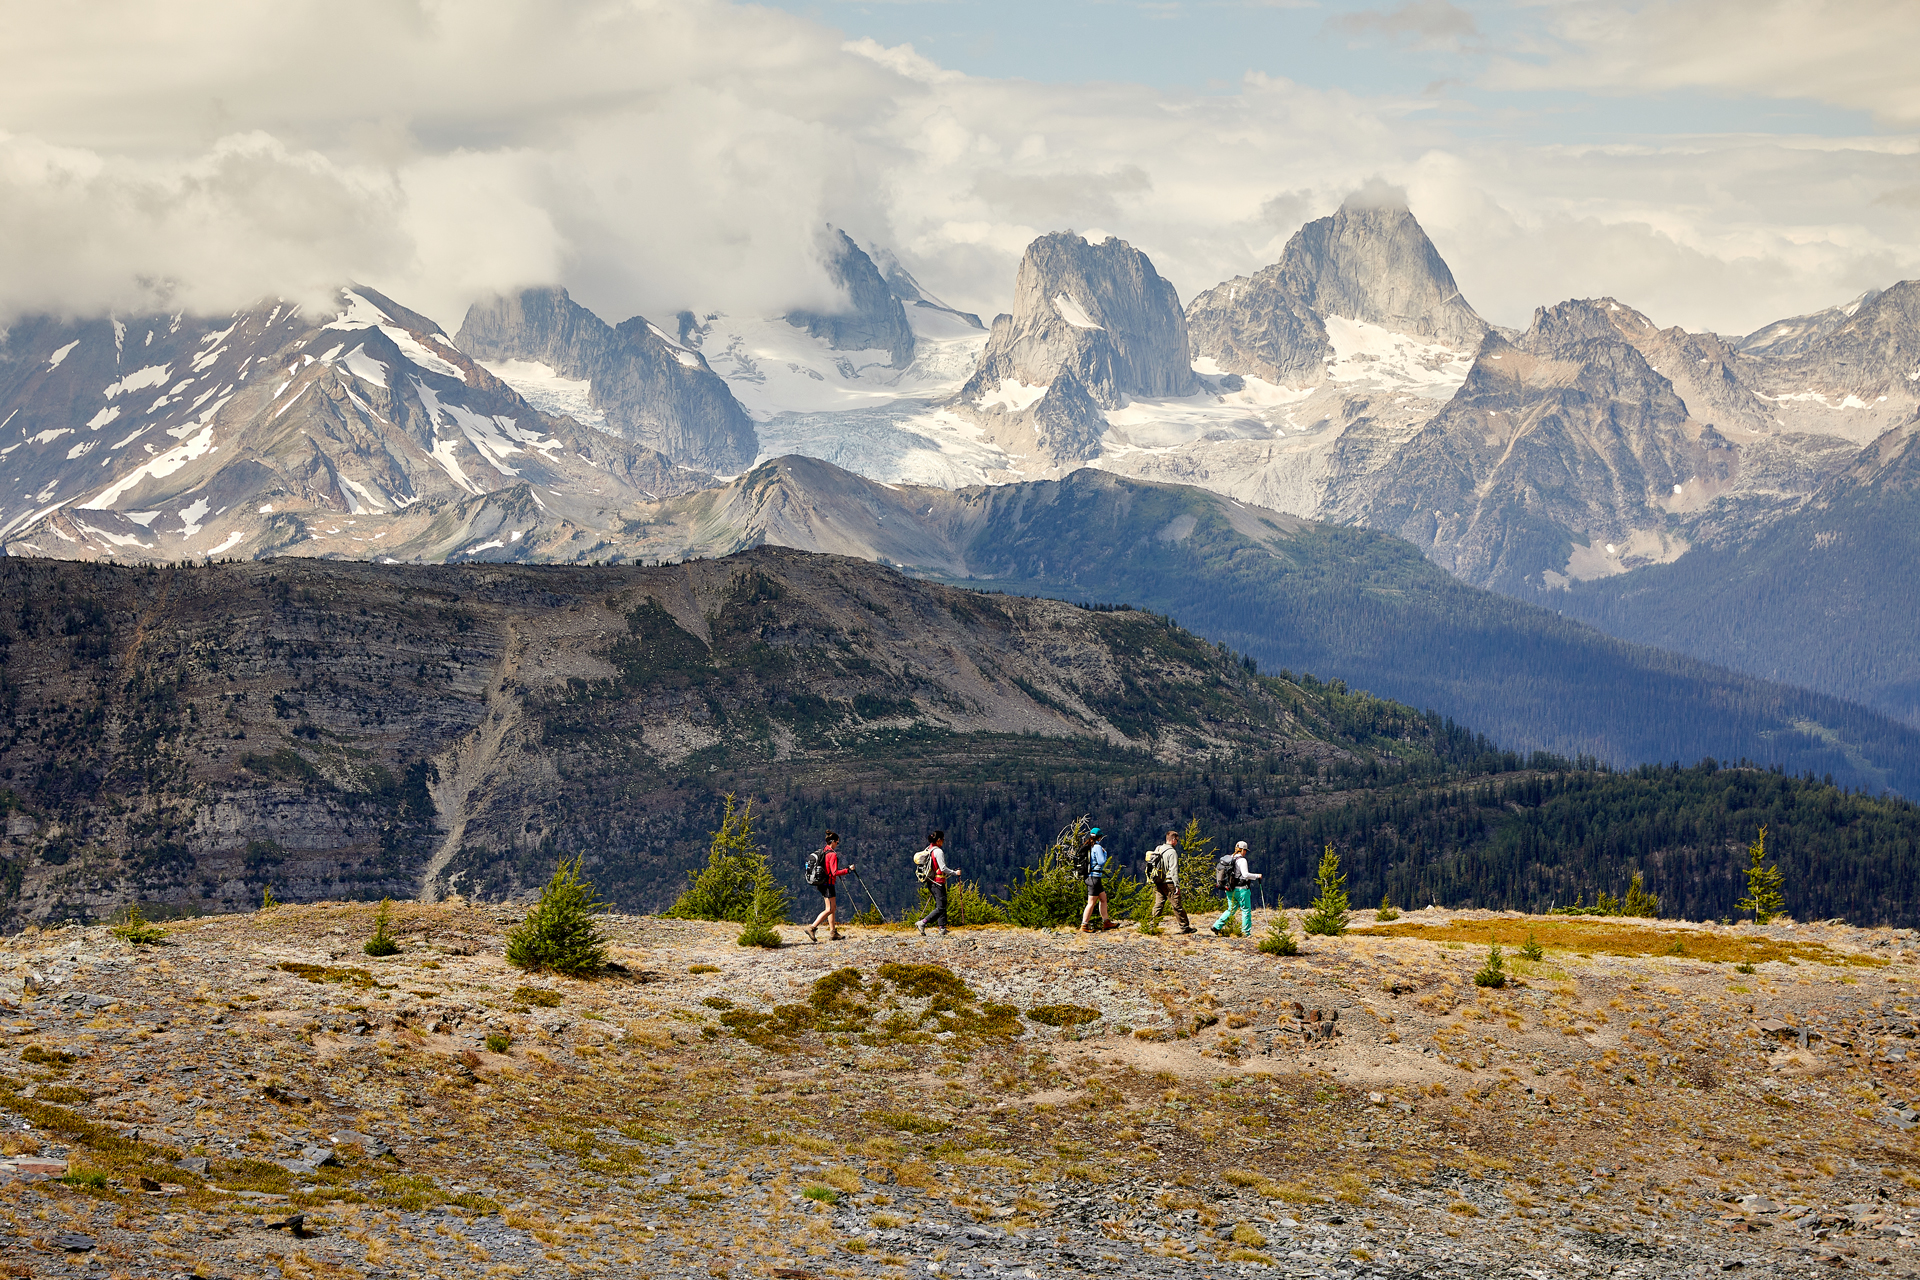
[1145,844,1170,882]
[804,849,828,889]
[1213,853,1241,892]
[1072,839,1093,879]
[913,847,934,884]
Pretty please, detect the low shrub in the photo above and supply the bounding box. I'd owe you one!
[111,905,166,946]
[1258,912,1298,956]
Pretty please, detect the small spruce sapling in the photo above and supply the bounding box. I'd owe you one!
[1473,938,1507,988]
[1303,845,1350,937]
[1622,872,1661,918]
[260,886,279,911]
[666,794,761,922]
[506,856,611,977]
[1258,909,1299,956]
[1519,931,1544,962]
[1735,826,1787,924]
[363,898,400,957]
[1376,893,1400,923]
[736,842,789,949]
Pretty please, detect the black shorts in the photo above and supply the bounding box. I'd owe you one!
[1086,875,1105,893]
[817,883,836,899]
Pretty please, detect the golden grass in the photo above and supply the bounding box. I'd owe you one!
[1353,918,1885,967]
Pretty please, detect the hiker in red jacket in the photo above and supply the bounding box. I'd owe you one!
[806,832,854,943]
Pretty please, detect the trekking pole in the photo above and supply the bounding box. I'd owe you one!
[852,869,887,924]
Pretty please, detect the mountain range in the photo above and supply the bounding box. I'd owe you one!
[1,198,1916,764]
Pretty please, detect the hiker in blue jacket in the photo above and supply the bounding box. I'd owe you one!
[1079,827,1118,933]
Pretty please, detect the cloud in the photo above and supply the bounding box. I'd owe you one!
[1341,176,1411,212]
[1487,0,1920,127]
[1325,0,1479,50]
[0,0,1915,340]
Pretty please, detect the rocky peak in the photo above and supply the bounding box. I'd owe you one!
[785,229,917,368]
[1739,287,1886,356]
[875,249,985,331]
[457,286,756,473]
[961,231,1199,411]
[1187,198,1485,385]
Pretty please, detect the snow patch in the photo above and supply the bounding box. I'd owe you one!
[30,428,72,445]
[208,530,246,556]
[178,497,211,537]
[479,359,602,427]
[342,346,389,389]
[256,504,273,515]
[66,440,94,460]
[45,340,80,370]
[976,379,1048,413]
[324,289,393,331]
[126,512,159,526]
[103,364,170,400]
[338,477,388,514]
[86,406,121,430]
[81,423,217,509]
[1052,294,1102,330]
[646,322,705,370]
[383,327,463,380]
[1324,316,1474,401]
[463,539,505,555]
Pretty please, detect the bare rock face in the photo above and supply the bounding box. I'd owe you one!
[1735,280,1920,441]
[785,229,918,368]
[961,231,1199,410]
[1186,197,1486,384]
[457,286,757,472]
[1342,298,1703,592]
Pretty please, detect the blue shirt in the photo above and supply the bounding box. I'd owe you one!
[1089,842,1108,874]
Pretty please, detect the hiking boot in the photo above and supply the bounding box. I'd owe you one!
[939,928,950,936]
[1102,920,1120,930]
[916,920,927,937]
[806,926,818,943]
[829,932,844,941]
[1178,926,1197,935]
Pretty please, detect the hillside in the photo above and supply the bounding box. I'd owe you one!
[2,899,1917,1278]
[592,457,1920,799]
[0,549,1917,933]
[1551,419,1920,729]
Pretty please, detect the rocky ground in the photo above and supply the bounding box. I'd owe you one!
[0,901,1917,1279]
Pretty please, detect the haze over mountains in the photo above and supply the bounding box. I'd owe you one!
[2,189,1916,761]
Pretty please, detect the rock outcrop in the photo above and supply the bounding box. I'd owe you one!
[784,229,918,369]
[1341,298,1705,592]
[960,231,1199,410]
[456,286,758,472]
[1186,196,1487,385]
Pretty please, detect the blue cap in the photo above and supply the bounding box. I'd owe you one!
[1090,827,1101,836]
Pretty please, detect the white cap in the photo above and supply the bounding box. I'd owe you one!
[1234,841,1248,850]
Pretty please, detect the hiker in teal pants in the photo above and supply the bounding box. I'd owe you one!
[1212,841,1260,935]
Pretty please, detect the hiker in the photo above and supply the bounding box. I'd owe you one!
[915,830,959,937]
[805,831,854,943]
[1211,840,1261,936]
[1079,826,1117,932]
[1146,828,1194,933]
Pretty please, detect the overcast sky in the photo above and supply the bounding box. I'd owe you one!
[2,0,1916,336]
